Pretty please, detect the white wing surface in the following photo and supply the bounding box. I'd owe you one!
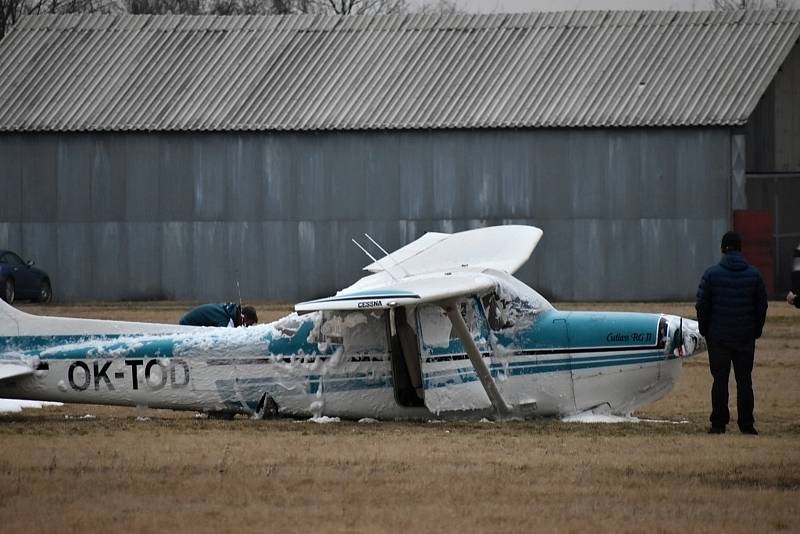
[295,272,495,313]
[0,298,191,337]
[363,225,542,276]
[295,225,542,313]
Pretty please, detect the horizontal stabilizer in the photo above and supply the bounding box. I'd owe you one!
[0,362,35,383]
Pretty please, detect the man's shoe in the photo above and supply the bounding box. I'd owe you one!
[740,427,758,435]
[708,426,726,434]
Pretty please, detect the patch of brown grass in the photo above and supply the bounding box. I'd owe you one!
[2,301,799,533]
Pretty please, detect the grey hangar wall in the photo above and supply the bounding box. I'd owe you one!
[0,127,730,303]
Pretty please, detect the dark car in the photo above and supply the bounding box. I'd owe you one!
[0,250,53,304]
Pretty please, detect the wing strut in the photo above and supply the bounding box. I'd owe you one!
[442,302,511,417]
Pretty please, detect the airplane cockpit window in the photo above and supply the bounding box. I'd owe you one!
[480,277,552,333]
[417,298,489,354]
[317,310,388,354]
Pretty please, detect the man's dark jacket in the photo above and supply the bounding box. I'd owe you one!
[179,303,241,327]
[695,252,768,342]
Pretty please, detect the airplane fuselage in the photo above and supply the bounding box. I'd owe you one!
[0,302,693,420]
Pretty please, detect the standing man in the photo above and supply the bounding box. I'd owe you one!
[696,231,767,435]
[179,302,258,327]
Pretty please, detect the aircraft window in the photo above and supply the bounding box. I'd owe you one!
[418,299,486,349]
[417,306,452,349]
[319,310,388,354]
[481,292,514,331]
[480,278,552,332]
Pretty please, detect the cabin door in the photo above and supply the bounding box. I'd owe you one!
[416,298,494,415]
[388,306,425,407]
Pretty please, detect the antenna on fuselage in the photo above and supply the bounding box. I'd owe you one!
[364,233,410,277]
[351,238,400,282]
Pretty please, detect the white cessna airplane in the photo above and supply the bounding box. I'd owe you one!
[0,226,705,420]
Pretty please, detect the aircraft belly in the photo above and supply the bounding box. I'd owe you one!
[571,357,679,414]
[486,356,576,416]
[515,370,576,416]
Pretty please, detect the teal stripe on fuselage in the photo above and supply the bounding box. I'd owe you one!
[0,335,123,354]
[0,334,174,360]
[494,310,662,352]
[423,350,670,388]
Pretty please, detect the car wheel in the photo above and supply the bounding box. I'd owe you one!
[39,279,53,304]
[2,279,14,305]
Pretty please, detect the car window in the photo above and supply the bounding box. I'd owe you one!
[1,252,24,266]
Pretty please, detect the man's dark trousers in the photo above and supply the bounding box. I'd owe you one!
[708,339,755,430]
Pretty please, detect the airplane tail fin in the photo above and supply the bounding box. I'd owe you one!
[0,298,25,336]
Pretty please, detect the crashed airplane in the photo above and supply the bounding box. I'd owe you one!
[0,226,706,420]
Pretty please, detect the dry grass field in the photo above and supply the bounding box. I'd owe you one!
[1,301,799,533]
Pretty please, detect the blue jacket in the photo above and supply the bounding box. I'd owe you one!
[695,252,768,342]
[179,303,241,327]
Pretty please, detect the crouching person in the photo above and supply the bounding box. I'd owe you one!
[180,302,258,327]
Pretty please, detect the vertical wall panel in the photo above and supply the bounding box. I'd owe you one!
[192,221,228,300]
[194,135,229,222]
[91,137,126,222]
[161,222,193,300]
[92,222,127,300]
[125,134,160,222]
[260,135,296,221]
[262,220,300,300]
[0,136,22,223]
[55,223,93,301]
[774,43,800,171]
[56,136,93,223]
[228,136,264,222]
[21,136,57,223]
[498,134,534,219]
[532,131,571,219]
[296,138,328,221]
[0,224,22,252]
[606,131,641,219]
[158,137,195,221]
[127,222,162,299]
[398,132,433,220]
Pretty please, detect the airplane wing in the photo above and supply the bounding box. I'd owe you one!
[362,225,542,276]
[295,272,495,313]
[296,225,543,313]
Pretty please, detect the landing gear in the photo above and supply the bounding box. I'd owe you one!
[255,393,280,419]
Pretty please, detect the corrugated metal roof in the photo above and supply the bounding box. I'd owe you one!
[0,10,798,132]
